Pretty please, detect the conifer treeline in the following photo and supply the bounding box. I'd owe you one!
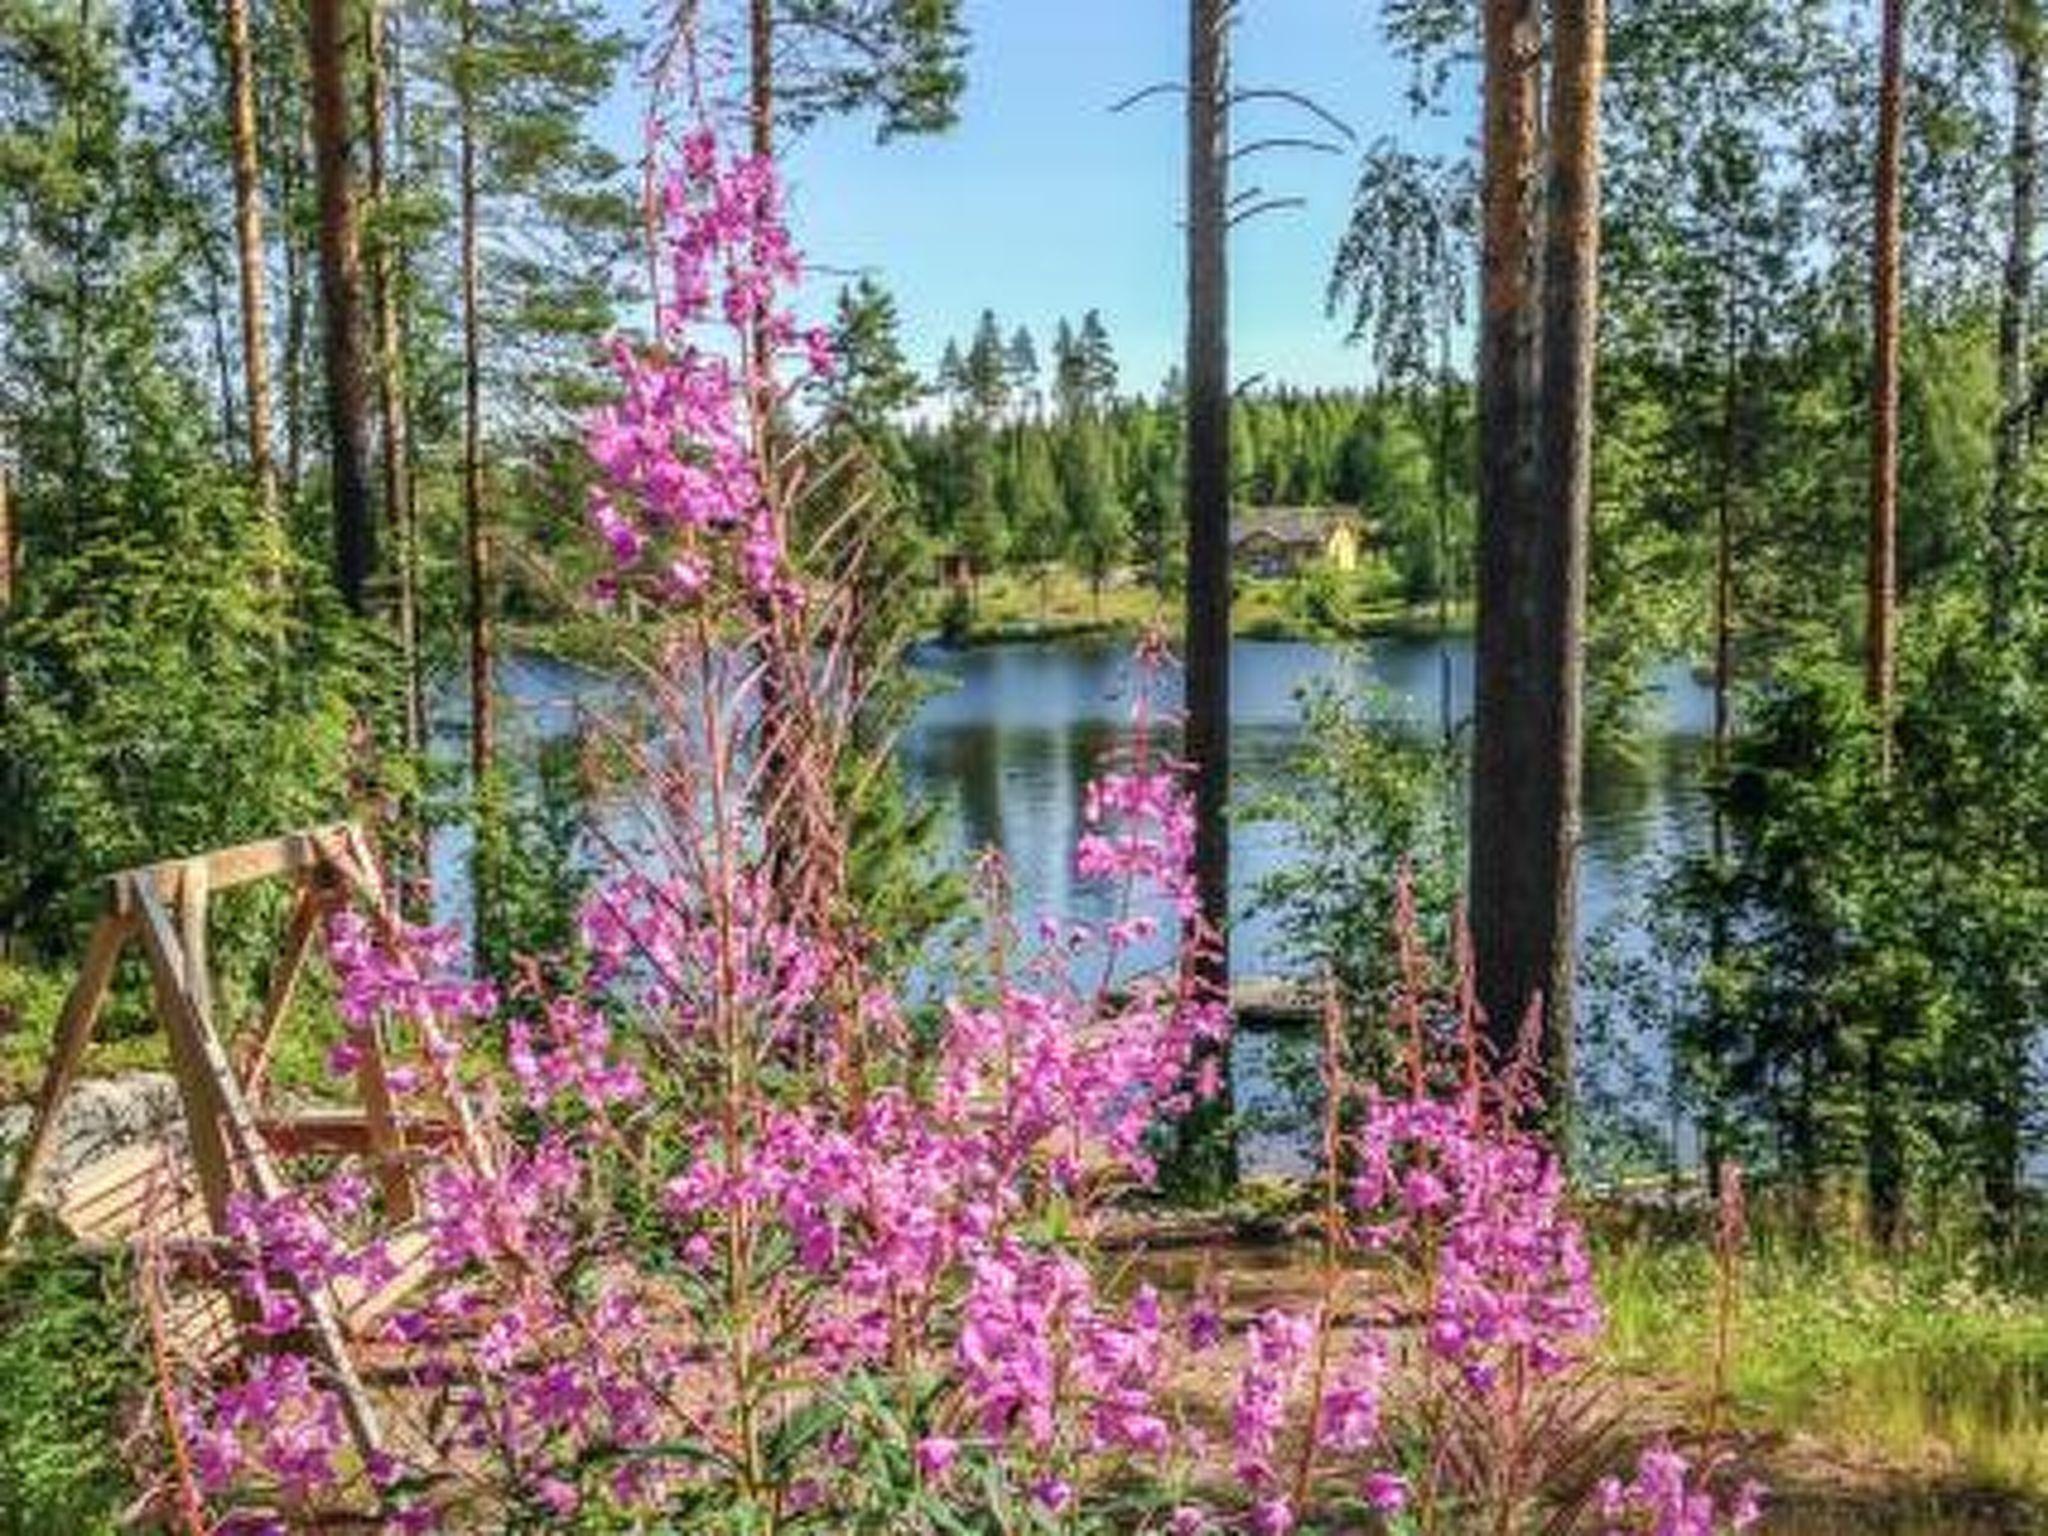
[846,293,1472,600]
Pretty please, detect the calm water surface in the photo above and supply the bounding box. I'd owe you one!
[460,635,1713,1159]
[895,634,1713,982]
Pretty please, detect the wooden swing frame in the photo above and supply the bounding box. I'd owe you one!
[0,823,448,1466]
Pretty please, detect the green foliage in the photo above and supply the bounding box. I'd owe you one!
[473,741,589,987]
[1642,599,2048,1244]
[0,0,363,985]
[0,1243,141,1534]
[1251,678,1462,1074]
[769,0,970,142]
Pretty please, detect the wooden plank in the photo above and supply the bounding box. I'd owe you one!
[240,884,323,1099]
[332,1225,435,1336]
[355,1020,416,1222]
[256,1111,455,1159]
[143,909,237,1239]
[2,914,129,1245]
[133,886,387,1462]
[60,1144,210,1248]
[109,823,356,913]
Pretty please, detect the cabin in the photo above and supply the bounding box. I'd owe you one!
[1230,506,1363,578]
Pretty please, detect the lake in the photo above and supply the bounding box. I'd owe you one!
[457,633,1716,1170]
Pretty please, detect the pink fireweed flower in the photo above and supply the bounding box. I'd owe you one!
[1349,1094,1601,1388]
[1597,1443,1764,1534]
[1232,1308,1316,1486]
[915,1435,959,1483]
[1363,1469,1410,1513]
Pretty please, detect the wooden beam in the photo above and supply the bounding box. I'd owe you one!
[132,885,387,1461]
[2,914,129,1245]
[140,893,237,1238]
[354,1022,416,1222]
[178,860,213,1029]
[109,824,355,914]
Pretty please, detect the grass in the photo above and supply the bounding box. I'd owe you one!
[1598,1224,2048,1499]
[931,565,1471,646]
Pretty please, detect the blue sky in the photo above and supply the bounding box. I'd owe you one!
[600,3,1476,395]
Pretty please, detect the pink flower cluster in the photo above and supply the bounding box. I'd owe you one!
[1598,1443,1765,1534]
[582,128,830,610]
[1351,1093,1602,1387]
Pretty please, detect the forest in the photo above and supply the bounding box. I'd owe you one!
[0,0,2045,1532]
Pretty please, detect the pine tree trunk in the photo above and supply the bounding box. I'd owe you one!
[459,0,491,789]
[1469,0,1549,1084]
[1707,273,1741,1185]
[1179,0,1237,1192]
[1529,0,1603,1114]
[1864,0,1909,1248]
[366,0,430,911]
[281,118,309,508]
[1435,330,1455,740]
[309,0,379,615]
[1867,0,1905,743]
[223,0,280,544]
[1992,1,2040,640]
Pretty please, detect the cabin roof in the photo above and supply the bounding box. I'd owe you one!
[1230,506,1360,548]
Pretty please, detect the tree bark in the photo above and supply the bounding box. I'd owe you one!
[223,0,280,542]
[1179,0,1237,1191]
[1867,0,1905,744]
[459,0,491,788]
[1529,0,1603,1114]
[1864,0,1908,1247]
[1468,0,1549,1083]
[365,0,425,771]
[281,115,309,509]
[309,0,379,615]
[366,0,430,914]
[1991,0,2040,640]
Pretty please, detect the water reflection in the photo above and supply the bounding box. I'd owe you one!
[898,635,1713,984]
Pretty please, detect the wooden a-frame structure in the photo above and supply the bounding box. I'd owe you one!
[1,823,464,1468]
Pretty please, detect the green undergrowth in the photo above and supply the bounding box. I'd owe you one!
[1598,1224,2048,1499]
[0,1241,143,1534]
[0,954,345,1103]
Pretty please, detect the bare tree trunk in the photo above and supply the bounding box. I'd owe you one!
[223,0,280,544]
[1179,0,1237,1191]
[1468,0,1548,1082]
[1864,0,1908,1249]
[365,1,424,766]
[1436,329,1456,740]
[1867,0,1905,744]
[1529,0,1603,1113]
[366,0,430,912]
[281,119,309,508]
[459,0,491,789]
[0,465,12,616]
[1992,0,2040,640]
[309,0,379,615]
[1705,268,1741,1188]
